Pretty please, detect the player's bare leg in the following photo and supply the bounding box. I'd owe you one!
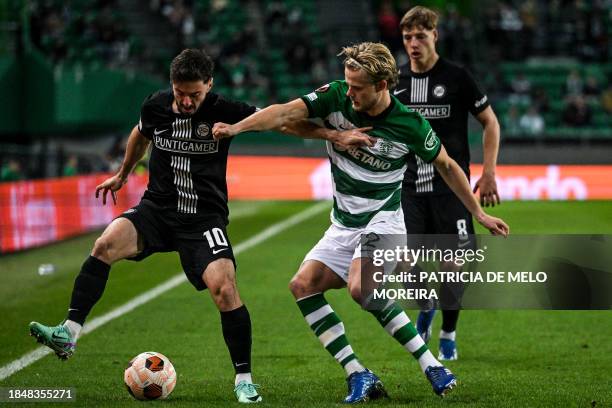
[289,260,345,298]
[203,258,242,311]
[203,259,261,403]
[29,218,141,359]
[90,217,142,264]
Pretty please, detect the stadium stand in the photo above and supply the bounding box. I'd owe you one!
[1,0,611,180]
[373,0,611,144]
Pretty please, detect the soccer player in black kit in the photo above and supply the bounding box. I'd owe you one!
[28,49,266,403]
[394,6,502,361]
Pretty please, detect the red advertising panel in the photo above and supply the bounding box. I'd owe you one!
[470,164,612,200]
[1,157,611,252]
[0,174,147,253]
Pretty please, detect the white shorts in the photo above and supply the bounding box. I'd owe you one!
[303,208,407,282]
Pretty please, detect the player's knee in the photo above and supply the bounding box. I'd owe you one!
[207,268,238,307]
[210,280,238,307]
[348,283,362,304]
[91,236,113,263]
[289,274,314,299]
[218,282,237,302]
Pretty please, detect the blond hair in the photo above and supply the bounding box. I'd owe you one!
[339,42,399,90]
[399,6,439,31]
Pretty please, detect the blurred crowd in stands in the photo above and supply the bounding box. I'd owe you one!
[150,0,196,47]
[28,0,131,67]
[484,0,609,63]
[2,0,610,180]
[377,0,611,139]
[0,136,144,181]
[25,0,335,107]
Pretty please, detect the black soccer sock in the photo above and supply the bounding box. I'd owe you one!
[440,279,465,333]
[220,305,252,374]
[441,309,460,333]
[67,256,111,325]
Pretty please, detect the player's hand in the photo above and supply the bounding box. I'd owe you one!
[332,127,376,149]
[473,172,500,207]
[476,213,509,237]
[95,175,126,206]
[212,122,237,140]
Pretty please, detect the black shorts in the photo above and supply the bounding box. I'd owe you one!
[401,191,476,251]
[118,198,235,291]
[402,192,474,309]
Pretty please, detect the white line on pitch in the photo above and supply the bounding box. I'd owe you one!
[0,201,329,382]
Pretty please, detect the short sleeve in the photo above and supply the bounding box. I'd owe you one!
[300,81,344,119]
[221,98,258,124]
[461,68,490,116]
[410,114,442,163]
[137,94,156,140]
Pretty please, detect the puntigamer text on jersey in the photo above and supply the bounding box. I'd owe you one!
[153,135,219,154]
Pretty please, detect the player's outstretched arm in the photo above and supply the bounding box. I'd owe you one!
[433,145,509,236]
[212,99,309,140]
[473,106,501,207]
[281,121,376,149]
[95,126,150,205]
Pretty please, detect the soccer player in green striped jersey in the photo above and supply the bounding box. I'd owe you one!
[213,42,508,403]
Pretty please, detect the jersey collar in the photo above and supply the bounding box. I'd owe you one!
[409,57,443,78]
[358,96,396,121]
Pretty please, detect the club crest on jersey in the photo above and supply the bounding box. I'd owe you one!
[433,85,446,98]
[425,129,438,150]
[377,139,394,156]
[196,122,210,139]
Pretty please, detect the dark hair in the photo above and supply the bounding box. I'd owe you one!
[170,49,214,83]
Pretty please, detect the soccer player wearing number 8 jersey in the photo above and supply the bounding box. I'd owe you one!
[396,6,502,361]
[213,42,509,403]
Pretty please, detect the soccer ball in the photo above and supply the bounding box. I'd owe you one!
[124,351,177,400]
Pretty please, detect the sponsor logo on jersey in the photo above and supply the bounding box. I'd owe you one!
[474,95,488,108]
[424,129,438,151]
[393,88,407,96]
[407,105,451,119]
[154,128,169,136]
[196,122,210,139]
[154,136,219,154]
[315,83,331,93]
[340,146,392,170]
[433,85,446,98]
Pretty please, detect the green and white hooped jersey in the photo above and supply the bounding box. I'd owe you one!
[301,80,441,228]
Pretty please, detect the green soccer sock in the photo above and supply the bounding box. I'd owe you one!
[369,300,441,372]
[296,293,365,376]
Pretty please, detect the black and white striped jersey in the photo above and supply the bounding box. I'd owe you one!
[395,58,489,195]
[137,89,256,223]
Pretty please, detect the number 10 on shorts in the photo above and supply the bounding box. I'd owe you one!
[203,228,228,249]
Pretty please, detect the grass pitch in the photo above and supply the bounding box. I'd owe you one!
[1,200,611,407]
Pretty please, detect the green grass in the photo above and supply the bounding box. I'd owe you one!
[1,201,611,407]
